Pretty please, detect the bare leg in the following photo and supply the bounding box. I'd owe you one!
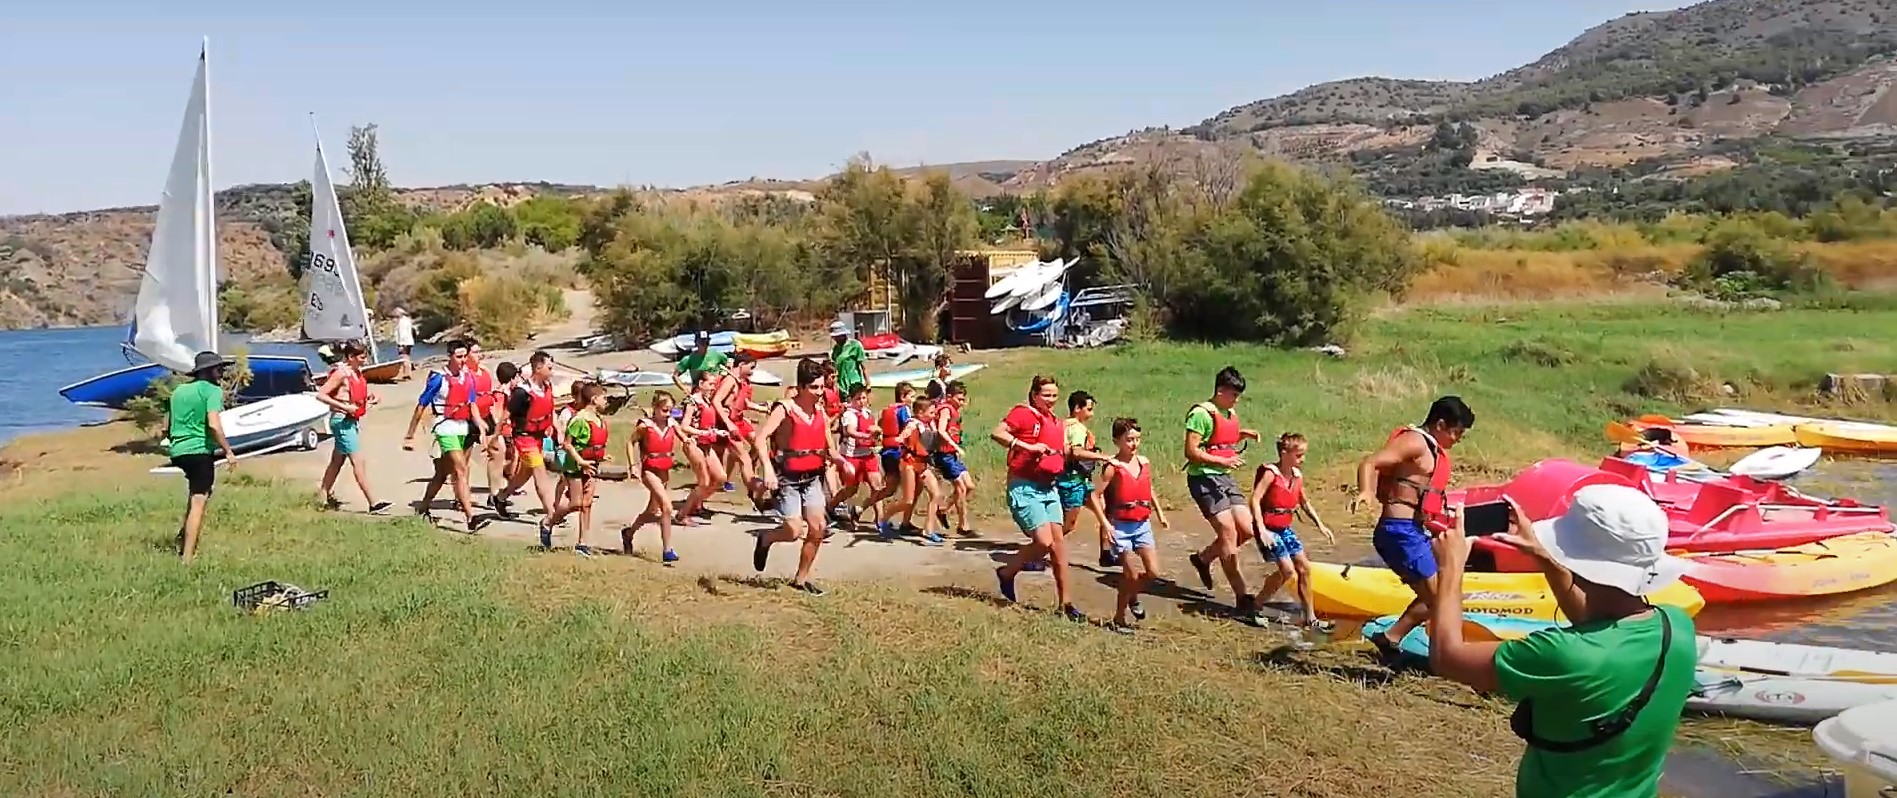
[420,457,451,514]
[1114,550,1143,624]
[1044,523,1073,608]
[1086,492,1112,551]
[179,494,208,562]
[1386,574,1442,642]
[318,448,347,504]
[348,453,379,506]
[484,436,506,494]
[952,474,971,531]
[794,503,827,584]
[1195,509,1253,600]
[447,449,478,526]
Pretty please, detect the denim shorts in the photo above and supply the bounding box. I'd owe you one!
[775,472,827,520]
[1110,519,1156,555]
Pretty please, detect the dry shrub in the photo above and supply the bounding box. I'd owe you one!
[1800,239,1897,288]
[1624,347,1722,404]
[1350,365,1432,400]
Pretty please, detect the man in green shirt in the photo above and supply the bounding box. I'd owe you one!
[1181,366,1262,623]
[168,351,238,563]
[672,331,731,393]
[828,320,868,395]
[1425,484,1696,798]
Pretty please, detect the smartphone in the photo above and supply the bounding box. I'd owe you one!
[1460,500,1514,537]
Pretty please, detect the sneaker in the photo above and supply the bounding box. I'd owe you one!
[899,523,922,537]
[722,482,736,492]
[921,531,945,546]
[1062,604,1087,624]
[488,494,516,520]
[1303,618,1337,636]
[321,494,342,510]
[876,522,898,542]
[936,511,951,531]
[662,548,680,566]
[1187,552,1215,590]
[366,502,393,516]
[996,567,1018,603]
[537,522,553,550]
[1098,550,1118,569]
[753,533,771,573]
[1022,559,1048,573]
[1235,595,1267,627]
[791,580,827,597]
[1107,622,1136,636]
[1130,601,1146,621]
[574,545,595,558]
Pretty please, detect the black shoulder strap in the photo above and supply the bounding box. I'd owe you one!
[1510,609,1672,754]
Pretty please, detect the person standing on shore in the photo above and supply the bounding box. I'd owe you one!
[168,351,239,563]
[828,320,868,397]
[313,340,390,514]
[1426,487,1694,798]
[402,340,490,532]
[673,331,730,394]
[1351,395,1476,659]
[392,307,415,380]
[1182,366,1264,623]
[992,375,1085,623]
[752,358,848,595]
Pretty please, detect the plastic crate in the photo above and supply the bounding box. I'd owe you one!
[232,581,328,613]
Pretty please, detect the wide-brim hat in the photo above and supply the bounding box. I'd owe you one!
[1531,484,1688,596]
[190,350,235,375]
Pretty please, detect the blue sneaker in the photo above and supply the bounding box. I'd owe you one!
[921,531,945,546]
[1022,559,1048,573]
[662,548,680,565]
[722,482,735,492]
[537,522,553,550]
[877,522,897,541]
[996,567,1017,603]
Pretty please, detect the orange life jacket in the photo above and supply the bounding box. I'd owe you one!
[1105,459,1155,523]
[1389,425,1454,532]
[640,419,677,471]
[1257,463,1303,530]
[332,365,368,419]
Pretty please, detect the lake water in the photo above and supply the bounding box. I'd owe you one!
[0,326,439,446]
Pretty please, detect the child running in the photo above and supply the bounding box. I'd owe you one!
[932,380,975,536]
[1097,417,1167,634]
[545,383,609,555]
[1183,366,1264,624]
[712,354,769,506]
[677,371,729,524]
[496,352,562,528]
[313,340,390,513]
[402,340,491,531]
[752,359,848,595]
[621,390,681,564]
[893,395,956,545]
[1246,433,1337,634]
[992,374,1085,623]
[827,383,883,529]
[867,382,917,539]
[1351,396,1476,660]
[1056,390,1116,568]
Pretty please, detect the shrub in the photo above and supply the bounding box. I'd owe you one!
[120,351,256,434]
[1683,221,1828,298]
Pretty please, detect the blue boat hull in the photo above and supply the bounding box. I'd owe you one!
[59,355,313,409]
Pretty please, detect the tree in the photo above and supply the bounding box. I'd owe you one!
[897,173,978,340]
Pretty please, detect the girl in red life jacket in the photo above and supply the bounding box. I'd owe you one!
[750,359,846,595]
[825,383,884,529]
[546,384,610,556]
[933,380,976,537]
[1245,432,1337,634]
[883,396,958,547]
[712,355,768,507]
[621,390,681,565]
[864,381,918,535]
[1096,417,1169,634]
[676,371,728,525]
[314,340,390,514]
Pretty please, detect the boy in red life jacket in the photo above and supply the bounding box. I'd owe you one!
[677,371,729,525]
[621,390,682,565]
[314,340,390,514]
[884,395,957,546]
[493,352,563,543]
[752,359,848,595]
[1183,366,1264,624]
[1350,395,1476,660]
[1096,417,1169,635]
[1246,433,1337,635]
[468,343,509,498]
[865,382,917,539]
[713,354,769,506]
[491,361,521,479]
[826,383,884,527]
[933,380,975,536]
[546,383,610,556]
[402,339,491,531]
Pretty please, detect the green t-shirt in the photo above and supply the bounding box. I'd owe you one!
[1183,403,1237,477]
[563,415,596,474]
[675,350,730,382]
[1059,418,1097,480]
[1495,606,1697,798]
[167,380,225,457]
[831,339,868,393]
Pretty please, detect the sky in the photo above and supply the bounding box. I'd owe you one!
[0,0,1696,216]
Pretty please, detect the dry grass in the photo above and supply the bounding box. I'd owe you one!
[1409,239,1897,302]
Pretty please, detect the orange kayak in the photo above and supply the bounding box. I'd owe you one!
[1677,531,1897,603]
[1626,417,1797,450]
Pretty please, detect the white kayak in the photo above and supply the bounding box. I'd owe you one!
[1690,636,1897,724]
[1699,636,1897,678]
[1708,408,1897,435]
[984,259,1058,300]
[585,366,783,388]
[868,363,986,389]
[1814,700,1897,793]
[1020,279,1064,311]
[1727,446,1823,480]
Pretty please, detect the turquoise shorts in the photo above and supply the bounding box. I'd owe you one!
[1006,479,1062,534]
[1054,475,1092,510]
[329,414,362,455]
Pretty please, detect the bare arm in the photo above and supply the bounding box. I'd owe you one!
[314,370,352,413]
[207,409,235,460]
[754,404,788,486]
[405,403,431,440]
[1298,493,1334,538]
[710,380,738,427]
[1428,513,1503,692]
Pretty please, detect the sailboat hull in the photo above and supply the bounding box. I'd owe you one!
[59,355,314,409]
[360,360,405,384]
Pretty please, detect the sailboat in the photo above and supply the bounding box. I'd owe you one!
[58,41,316,410]
[304,119,404,383]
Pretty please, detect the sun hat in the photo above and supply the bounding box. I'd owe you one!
[828,320,849,337]
[694,330,712,343]
[190,350,234,375]
[1531,484,1687,596]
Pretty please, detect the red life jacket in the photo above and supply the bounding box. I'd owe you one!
[438,369,479,421]
[839,407,876,458]
[720,374,754,419]
[822,387,842,419]
[878,403,907,448]
[940,403,964,445]
[689,396,722,446]
[1105,459,1155,523]
[1004,403,1066,482]
[472,367,497,414]
[332,366,368,419]
[640,419,677,470]
[776,401,828,474]
[576,414,608,461]
[1257,463,1303,530]
[519,381,556,436]
[1194,401,1241,453]
[1389,425,1454,532]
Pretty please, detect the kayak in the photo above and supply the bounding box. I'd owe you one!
[1307,562,1706,622]
[1676,531,1897,603]
[1363,613,1897,723]
[1729,446,1824,480]
[1795,422,1897,455]
[859,333,903,351]
[648,330,737,359]
[867,363,986,389]
[1629,418,1798,449]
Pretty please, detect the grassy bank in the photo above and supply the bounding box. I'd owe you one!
[1,473,1527,797]
[1413,238,1897,301]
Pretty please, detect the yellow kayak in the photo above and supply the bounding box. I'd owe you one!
[1794,422,1897,455]
[733,331,791,348]
[1308,561,1706,621]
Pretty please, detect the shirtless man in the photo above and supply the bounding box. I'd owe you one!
[1349,395,1476,659]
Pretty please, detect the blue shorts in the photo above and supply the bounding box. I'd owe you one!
[1006,479,1062,534]
[1373,517,1439,583]
[1110,519,1155,555]
[879,447,903,477]
[1255,525,1304,562]
[932,452,968,481]
[329,414,361,455]
[1054,476,1091,510]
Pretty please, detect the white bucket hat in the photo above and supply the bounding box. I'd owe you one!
[1532,484,1687,596]
[828,320,849,337]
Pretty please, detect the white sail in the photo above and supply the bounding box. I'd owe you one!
[302,127,373,351]
[131,43,218,373]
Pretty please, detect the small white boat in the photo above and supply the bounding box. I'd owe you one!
[1727,446,1824,480]
[868,363,985,389]
[1814,699,1897,797]
[587,366,782,389]
[148,393,329,473]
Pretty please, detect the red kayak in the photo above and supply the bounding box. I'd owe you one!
[1459,459,1892,572]
[859,333,903,351]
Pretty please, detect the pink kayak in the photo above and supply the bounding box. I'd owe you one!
[1459,459,1892,572]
